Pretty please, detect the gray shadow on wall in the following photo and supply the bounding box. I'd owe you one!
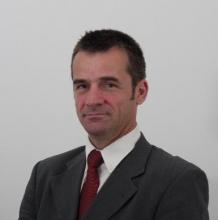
[208,177,218,220]
[209,73,218,140]
[208,73,218,220]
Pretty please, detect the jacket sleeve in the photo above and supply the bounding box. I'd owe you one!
[154,166,209,220]
[18,163,39,220]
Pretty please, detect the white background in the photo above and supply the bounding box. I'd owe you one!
[0,0,217,219]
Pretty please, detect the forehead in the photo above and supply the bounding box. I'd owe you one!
[72,47,130,80]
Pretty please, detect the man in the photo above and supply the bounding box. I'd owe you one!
[19,29,209,220]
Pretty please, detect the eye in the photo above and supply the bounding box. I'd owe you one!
[74,83,88,91]
[104,81,118,89]
[106,83,115,88]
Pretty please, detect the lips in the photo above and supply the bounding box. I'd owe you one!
[82,112,109,121]
[84,113,106,118]
[82,111,108,116]
[85,113,105,116]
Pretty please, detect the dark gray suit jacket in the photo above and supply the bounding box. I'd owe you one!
[19,134,209,220]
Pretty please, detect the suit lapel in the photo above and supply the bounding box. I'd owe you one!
[50,148,86,220]
[83,134,153,220]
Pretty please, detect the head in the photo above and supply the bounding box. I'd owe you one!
[71,29,148,148]
[71,29,146,96]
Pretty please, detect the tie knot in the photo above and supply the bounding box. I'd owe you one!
[87,150,103,168]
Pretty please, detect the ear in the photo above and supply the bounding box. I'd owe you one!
[135,80,148,105]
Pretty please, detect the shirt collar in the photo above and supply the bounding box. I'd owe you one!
[85,126,141,173]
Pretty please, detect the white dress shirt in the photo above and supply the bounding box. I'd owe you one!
[82,126,141,191]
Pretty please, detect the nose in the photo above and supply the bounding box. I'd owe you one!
[85,85,104,106]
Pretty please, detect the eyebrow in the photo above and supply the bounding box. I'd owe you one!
[73,76,120,85]
[99,76,120,83]
[73,79,87,85]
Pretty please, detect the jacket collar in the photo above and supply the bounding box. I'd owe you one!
[50,134,153,220]
[83,134,153,220]
[50,147,86,220]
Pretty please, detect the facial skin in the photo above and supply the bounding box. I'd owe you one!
[72,47,148,149]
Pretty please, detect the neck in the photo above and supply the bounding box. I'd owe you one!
[88,124,137,149]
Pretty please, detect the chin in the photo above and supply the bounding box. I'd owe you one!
[85,127,108,137]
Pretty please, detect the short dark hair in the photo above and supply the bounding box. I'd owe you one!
[71,29,146,90]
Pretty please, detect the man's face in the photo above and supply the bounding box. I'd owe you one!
[72,47,147,143]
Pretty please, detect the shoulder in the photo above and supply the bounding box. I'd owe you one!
[32,146,85,178]
[149,145,206,178]
[137,134,204,176]
[147,145,208,202]
[39,146,85,167]
[149,146,209,218]
[137,134,208,192]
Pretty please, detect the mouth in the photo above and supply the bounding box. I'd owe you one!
[85,113,105,116]
[83,112,109,121]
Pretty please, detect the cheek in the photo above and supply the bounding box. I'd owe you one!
[105,96,126,112]
[74,97,85,111]
[104,96,120,108]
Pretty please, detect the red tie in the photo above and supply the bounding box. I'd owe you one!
[78,150,103,219]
